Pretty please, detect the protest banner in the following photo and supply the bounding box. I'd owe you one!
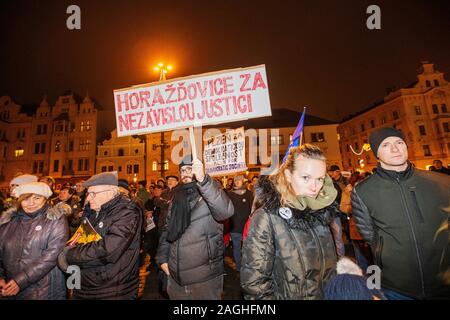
[114,65,271,137]
[203,127,247,176]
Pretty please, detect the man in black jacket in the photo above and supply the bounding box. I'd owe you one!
[351,127,450,300]
[58,171,143,300]
[156,155,234,300]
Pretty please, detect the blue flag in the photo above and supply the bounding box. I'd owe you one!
[282,107,306,163]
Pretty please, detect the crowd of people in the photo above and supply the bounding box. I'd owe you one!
[0,127,449,300]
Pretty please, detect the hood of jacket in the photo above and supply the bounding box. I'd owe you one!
[0,203,67,226]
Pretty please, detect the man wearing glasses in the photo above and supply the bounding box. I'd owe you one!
[58,171,143,299]
[156,154,234,300]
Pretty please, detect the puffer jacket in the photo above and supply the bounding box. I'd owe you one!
[0,204,69,300]
[351,163,450,299]
[156,175,234,286]
[64,194,143,300]
[240,176,338,300]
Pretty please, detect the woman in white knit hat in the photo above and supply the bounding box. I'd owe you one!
[0,182,69,300]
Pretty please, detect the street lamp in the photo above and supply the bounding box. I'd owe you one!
[153,62,173,178]
[154,62,173,81]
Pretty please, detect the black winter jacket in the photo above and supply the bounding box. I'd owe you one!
[65,194,143,300]
[240,176,338,300]
[351,164,450,299]
[156,175,234,286]
[0,204,69,300]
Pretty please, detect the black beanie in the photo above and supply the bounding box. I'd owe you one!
[369,127,405,157]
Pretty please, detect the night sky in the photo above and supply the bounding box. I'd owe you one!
[1,0,450,136]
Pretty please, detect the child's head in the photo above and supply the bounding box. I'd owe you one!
[324,258,385,300]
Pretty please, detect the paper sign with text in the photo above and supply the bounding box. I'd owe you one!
[114,65,271,136]
[204,127,247,176]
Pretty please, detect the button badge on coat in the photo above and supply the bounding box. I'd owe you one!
[99,222,104,228]
[278,207,292,220]
[35,225,42,231]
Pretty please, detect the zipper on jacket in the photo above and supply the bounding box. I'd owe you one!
[176,240,181,284]
[396,178,426,298]
[309,225,325,293]
[206,235,213,269]
[375,236,384,269]
[409,189,425,224]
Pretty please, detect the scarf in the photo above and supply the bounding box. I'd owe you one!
[294,174,338,211]
[166,181,200,242]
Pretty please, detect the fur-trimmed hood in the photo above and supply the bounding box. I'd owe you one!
[0,203,68,227]
[254,175,338,230]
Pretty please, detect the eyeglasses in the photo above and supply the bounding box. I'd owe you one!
[86,189,113,198]
[180,166,192,174]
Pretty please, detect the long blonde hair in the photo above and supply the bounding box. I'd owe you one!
[270,144,326,207]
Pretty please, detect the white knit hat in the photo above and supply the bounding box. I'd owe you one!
[12,182,53,199]
[10,174,38,186]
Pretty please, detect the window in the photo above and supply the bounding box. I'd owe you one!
[444,122,450,133]
[432,104,439,114]
[360,124,365,132]
[108,165,113,172]
[442,104,448,113]
[67,159,73,171]
[426,80,431,87]
[79,139,91,151]
[370,120,375,128]
[41,143,46,153]
[39,161,44,173]
[134,164,139,173]
[134,149,139,155]
[423,145,432,157]
[55,141,61,152]
[80,120,92,132]
[436,124,441,134]
[84,159,89,171]
[381,117,386,125]
[270,135,284,145]
[69,140,74,152]
[311,132,325,143]
[164,161,169,170]
[434,79,440,86]
[15,147,24,157]
[127,165,132,174]
[419,125,426,136]
[152,161,157,171]
[393,110,399,120]
[101,166,107,172]
[53,160,59,172]
[70,122,75,132]
[32,161,38,174]
[78,159,83,171]
[118,166,122,172]
[34,143,40,154]
[118,149,124,156]
[42,124,47,134]
[414,106,422,115]
[36,125,42,135]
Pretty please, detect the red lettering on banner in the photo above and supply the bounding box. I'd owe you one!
[252,72,267,90]
[239,73,252,92]
[152,109,161,126]
[151,89,165,106]
[146,111,154,127]
[196,81,208,98]
[140,91,151,108]
[187,83,197,100]
[213,99,223,117]
[129,113,138,129]
[223,76,234,94]
[237,95,247,113]
[129,93,140,110]
[165,84,177,103]
[247,94,253,112]
[118,114,129,131]
[214,78,224,95]
[116,93,129,112]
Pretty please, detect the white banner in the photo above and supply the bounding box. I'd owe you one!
[204,127,247,177]
[113,65,271,137]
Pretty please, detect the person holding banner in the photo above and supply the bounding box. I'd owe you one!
[155,154,234,300]
[241,144,340,300]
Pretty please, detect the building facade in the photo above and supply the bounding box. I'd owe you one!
[0,92,99,188]
[338,62,450,172]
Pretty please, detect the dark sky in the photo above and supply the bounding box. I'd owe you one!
[1,0,450,135]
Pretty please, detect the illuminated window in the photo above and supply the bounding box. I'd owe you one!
[80,120,92,132]
[164,160,169,170]
[270,135,284,145]
[79,139,91,151]
[152,161,157,171]
[311,132,325,143]
[55,141,61,152]
[15,147,24,157]
[414,106,422,115]
[423,145,432,157]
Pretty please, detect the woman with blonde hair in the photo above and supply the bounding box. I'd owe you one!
[0,182,68,299]
[241,144,340,299]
